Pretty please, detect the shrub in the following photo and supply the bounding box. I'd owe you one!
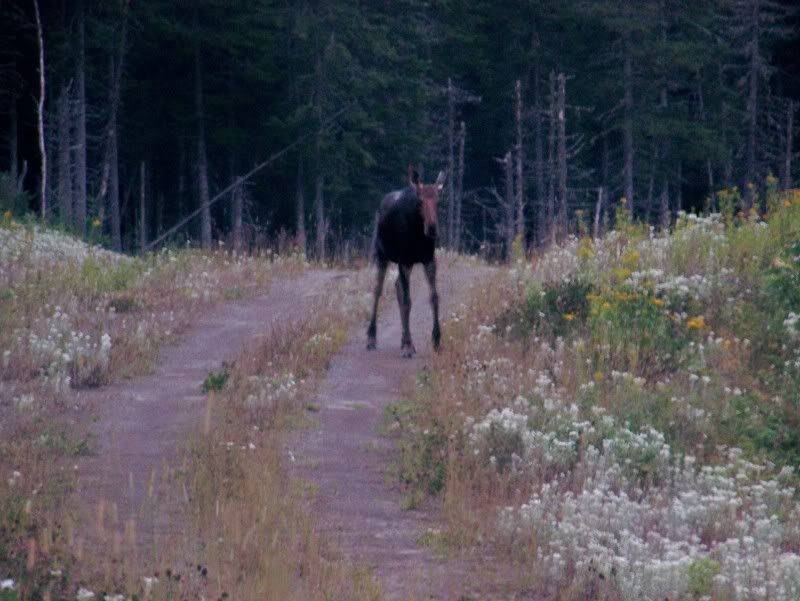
[498,279,594,342]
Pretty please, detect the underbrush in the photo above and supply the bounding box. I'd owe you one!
[392,188,800,600]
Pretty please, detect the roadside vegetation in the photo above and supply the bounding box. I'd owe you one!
[390,184,800,601]
[0,217,330,600]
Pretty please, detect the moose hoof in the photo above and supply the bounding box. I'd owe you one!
[366,336,377,350]
[401,343,416,358]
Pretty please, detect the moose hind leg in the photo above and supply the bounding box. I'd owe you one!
[367,260,388,350]
[395,265,415,358]
[424,260,441,351]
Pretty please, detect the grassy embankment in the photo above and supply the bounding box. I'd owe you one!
[390,184,800,601]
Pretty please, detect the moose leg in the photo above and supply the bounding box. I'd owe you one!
[395,264,415,358]
[366,259,388,350]
[424,260,441,352]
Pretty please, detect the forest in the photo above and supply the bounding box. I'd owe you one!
[1,0,799,258]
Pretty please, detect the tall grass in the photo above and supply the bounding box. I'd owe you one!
[389,189,800,600]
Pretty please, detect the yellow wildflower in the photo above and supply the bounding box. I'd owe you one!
[593,371,604,382]
[92,218,102,227]
[564,313,575,321]
[577,237,594,259]
[621,250,640,267]
[783,199,792,209]
[686,316,706,330]
[602,302,612,310]
[613,267,632,281]
[587,293,602,303]
[651,298,665,306]
[2,210,11,222]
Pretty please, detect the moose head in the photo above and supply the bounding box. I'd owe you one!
[409,166,445,239]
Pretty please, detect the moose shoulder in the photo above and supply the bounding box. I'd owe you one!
[367,167,445,358]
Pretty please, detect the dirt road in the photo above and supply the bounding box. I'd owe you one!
[289,262,500,600]
[74,270,339,556]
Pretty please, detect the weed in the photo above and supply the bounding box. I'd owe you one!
[201,366,230,393]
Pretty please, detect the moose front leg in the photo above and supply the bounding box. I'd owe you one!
[395,264,415,358]
[424,260,441,352]
[367,259,388,350]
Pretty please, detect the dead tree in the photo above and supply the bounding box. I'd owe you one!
[533,66,546,246]
[295,158,306,253]
[454,121,466,251]
[783,100,795,190]
[593,187,604,239]
[108,57,122,250]
[622,33,635,215]
[33,0,46,219]
[194,3,212,247]
[443,79,479,248]
[547,71,557,245]
[57,84,72,226]
[447,78,456,247]
[139,162,146,252]
[556,73,567,239]
[232,176,243,252]
[514,79,525,243]
[97,1,130,245]
[314,173,326,261]
[74,0,87,234]
[503,151,515,259]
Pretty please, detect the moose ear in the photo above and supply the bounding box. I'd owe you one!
[408,165,420,186]
[435,170,446,191]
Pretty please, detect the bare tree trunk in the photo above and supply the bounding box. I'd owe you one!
[593,187,603,239]
[533,66,545,246]
[659,178,670,231]
[447,78,456,248]
[157,194,164,237]
[139,162,146,252]
[454,121,465,252]
[514,79,525,242]
[194,4,212,248]
[314,173,326,261]
[178,136,186,231]
[109,122,120,250]
[547,71,556,245]
[556,73,567,239]
[74,0,87,234]
[504,151,514,260]
[696,76,715,195]
[57,85,72,226]
[601,131,609,228]
[10,97,18,193]
[675,162,683,214]
[745,0,760,209]
[623,34,635,215]
[296,158,306,253]
[783,100,795,190]
[97,2,129,216]
[232,177,243,252]
[33,0,47,220]
[646,147,658,221]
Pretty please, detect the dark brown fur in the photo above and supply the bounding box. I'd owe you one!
[367,167,445,357]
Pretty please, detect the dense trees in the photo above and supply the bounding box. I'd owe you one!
[0,0,797,257]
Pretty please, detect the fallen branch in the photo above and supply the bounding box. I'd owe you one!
[145,108,346,251]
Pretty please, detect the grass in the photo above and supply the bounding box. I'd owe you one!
[388,188,800,600]
[0,220,319,599]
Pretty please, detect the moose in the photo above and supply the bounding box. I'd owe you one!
[367,166,446,358]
